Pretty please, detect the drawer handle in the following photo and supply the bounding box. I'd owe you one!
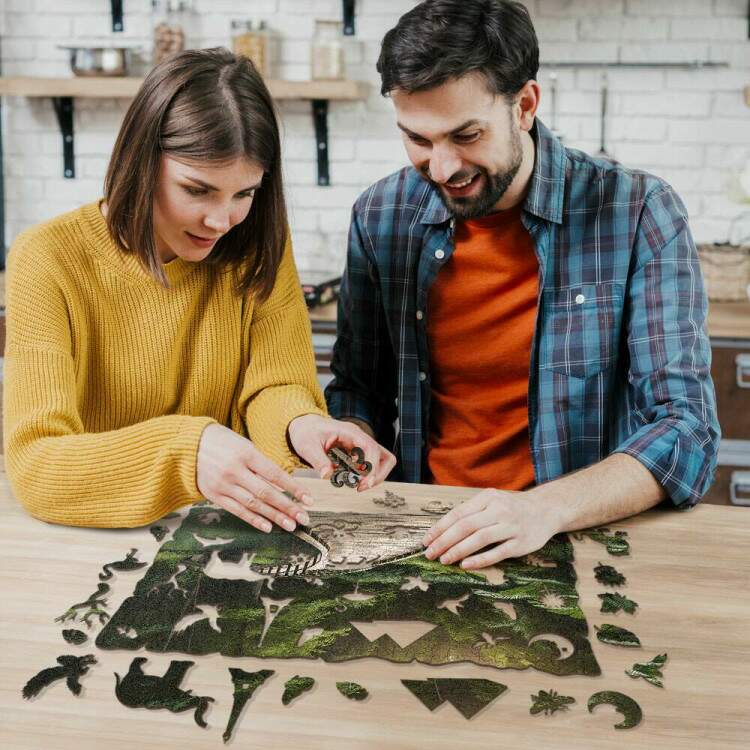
[730,470,750,505]
[737,354,750,389]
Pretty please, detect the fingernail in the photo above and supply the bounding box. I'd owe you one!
[301,493,315,506]
[440,554,451,565]
[262,522,272,533]
[425,546,435,559]
[282,518,296,532]
[297,511,310,525]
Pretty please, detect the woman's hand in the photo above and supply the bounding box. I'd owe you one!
[287,414,396,491]
[196,423,314,533]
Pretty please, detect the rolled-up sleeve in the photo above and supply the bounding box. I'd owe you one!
[614,185,720,507]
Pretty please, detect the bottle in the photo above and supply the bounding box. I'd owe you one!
[231,19,270,77]
[151,0,192,66]
[311,19,344,80]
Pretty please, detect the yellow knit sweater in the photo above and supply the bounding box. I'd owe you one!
[3,202,327,528]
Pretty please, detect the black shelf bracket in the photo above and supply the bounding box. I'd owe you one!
[52,97,75,179]
[343,0,355,35]
[112,0,124,32]
[312,99,330,187]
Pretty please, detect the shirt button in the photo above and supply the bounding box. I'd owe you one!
[435,249,445,260]
[416,310,424,320]
[575,293,585,304]
[419,371,427,382]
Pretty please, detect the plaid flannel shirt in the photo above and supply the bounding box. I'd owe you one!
[326,119,719,507]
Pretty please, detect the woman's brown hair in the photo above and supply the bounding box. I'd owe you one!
[104,47,287,300]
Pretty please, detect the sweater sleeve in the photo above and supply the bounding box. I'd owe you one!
[237,235,328,471]
[3,234,216,528]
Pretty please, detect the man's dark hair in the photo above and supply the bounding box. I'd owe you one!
[377,0,539,99]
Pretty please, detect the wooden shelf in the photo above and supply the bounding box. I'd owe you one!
[0,76,367,101]
[0,76,368,185]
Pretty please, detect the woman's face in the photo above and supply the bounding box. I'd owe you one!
[152,154,264,263]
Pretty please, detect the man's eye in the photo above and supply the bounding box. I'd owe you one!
[408,135,430,146]
[455,132,480,143]
[183,185,207,196]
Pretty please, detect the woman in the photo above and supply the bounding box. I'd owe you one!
[3,48,395,531]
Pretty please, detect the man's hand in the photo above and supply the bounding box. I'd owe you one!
[287,414,397,490]
[422,488,559,569]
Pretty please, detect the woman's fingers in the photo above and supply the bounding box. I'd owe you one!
[244,447,315,507]
[228,485,303,531]
[233,472,310,528]
[212,494,272,533]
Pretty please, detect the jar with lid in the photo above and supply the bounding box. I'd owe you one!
[151,0,193,66]
[311,19,344,80]
[231,19,270,77]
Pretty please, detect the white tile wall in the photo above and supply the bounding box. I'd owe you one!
[1,0,749,272]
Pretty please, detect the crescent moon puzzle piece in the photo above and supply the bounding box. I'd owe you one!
[588,690,643,729]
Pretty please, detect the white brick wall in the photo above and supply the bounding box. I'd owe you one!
[1,0,750,273]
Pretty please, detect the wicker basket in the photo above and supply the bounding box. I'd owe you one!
[697,243,750,302]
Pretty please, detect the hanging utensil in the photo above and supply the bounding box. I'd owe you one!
[549,70,563,142]
[597,70,609,157]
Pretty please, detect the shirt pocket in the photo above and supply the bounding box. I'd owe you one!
[539,282,624,379]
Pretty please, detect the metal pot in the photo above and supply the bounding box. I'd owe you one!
[59,46,135,77]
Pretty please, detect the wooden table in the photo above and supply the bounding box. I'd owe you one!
[1,471,749,749]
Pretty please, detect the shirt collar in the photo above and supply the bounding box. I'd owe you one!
[417,117,566,227]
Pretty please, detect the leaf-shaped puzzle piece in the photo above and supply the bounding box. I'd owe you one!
[402,678,507,719]
[150,525,169,542]
[626,653,667,687]
[282,675,315,705]
[588,690,642,729]
[595,624,641,648]
[530,688,575,715]
[223,668,274,742]
[574,528,630,556]
[598,592,638,614]
[62,629,88,645]
[336,681,368,701]
[594,562,626,587]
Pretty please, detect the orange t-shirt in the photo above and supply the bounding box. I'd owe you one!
[426,203,538,490]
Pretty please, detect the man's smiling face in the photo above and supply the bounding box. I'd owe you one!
[392,72,524,219]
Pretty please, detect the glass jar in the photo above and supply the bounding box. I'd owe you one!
[231,19,270,77]
[151,0,192,66]
[311,19,344,80]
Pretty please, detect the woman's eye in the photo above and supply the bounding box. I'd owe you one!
[183,186,207,196]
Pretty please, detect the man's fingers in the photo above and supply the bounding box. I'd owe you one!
[423,494,489,547]
[460,539,520,570]
[424,508,496,561]
[433,524,510,566]
[245,450,315,507]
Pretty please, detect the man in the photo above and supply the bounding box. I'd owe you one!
[325,0,719,570]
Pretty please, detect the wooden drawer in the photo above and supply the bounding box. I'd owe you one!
[703,463,750,506]
[711,339,750,440]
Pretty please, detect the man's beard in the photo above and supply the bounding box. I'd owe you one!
[430,127,523,220]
